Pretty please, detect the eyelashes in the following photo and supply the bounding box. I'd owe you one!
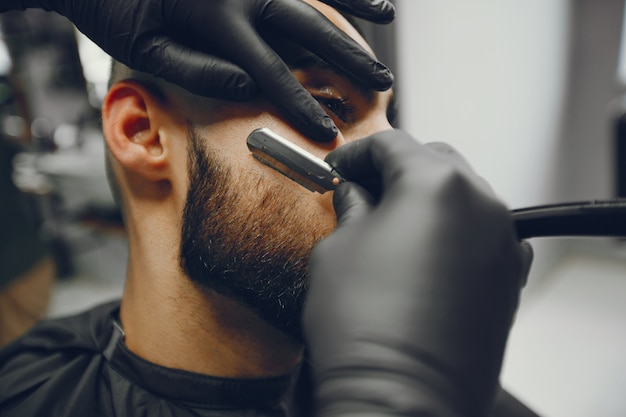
[315,96,357,124]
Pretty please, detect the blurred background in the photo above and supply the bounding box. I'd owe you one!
[1,1,625,416]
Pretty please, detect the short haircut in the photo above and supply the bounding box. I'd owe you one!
[104,59,223,214]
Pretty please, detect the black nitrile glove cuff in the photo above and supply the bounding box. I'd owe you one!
[311,341,483,417]
[0,0,55,12]
[320,0,395,24]
[308,325,501,417]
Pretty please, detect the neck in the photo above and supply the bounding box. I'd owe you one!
[119,227,303,378]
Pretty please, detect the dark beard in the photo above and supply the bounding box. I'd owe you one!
[180,127,333,342]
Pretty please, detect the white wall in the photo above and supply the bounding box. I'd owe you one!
[393,3,626,414]
[396,0,621,287]
[395,0,571,207]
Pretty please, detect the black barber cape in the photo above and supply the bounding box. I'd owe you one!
[0,301,312,417]
[0,301,539,417]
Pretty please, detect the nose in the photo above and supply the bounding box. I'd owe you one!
[316,115,394,161]
[334,130,347,147]
[342,115,393,146]
[294,130,344,160]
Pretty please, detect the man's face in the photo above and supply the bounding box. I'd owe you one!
[180,1,395,341]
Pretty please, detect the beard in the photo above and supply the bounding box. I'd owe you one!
[180,127,335,342]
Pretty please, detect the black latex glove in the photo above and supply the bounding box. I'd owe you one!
[1,0,394,141]
[304,130,534,417]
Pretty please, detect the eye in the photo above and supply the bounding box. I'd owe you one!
[315,96,357,124]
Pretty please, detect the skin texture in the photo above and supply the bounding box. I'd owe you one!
[101,0,393,378]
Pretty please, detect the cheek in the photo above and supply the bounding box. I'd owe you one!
[205,137,337,231]
[225,159,338,248]
[195,112,339,222]
[242,155,337,222]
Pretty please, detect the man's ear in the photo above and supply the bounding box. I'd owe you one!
[101,81,170,182]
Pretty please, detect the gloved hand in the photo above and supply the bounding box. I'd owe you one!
[304,130,533,417]
[1,0,394,141]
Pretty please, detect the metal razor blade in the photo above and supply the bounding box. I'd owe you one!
[246,128,345,193]
[246,128,626,240]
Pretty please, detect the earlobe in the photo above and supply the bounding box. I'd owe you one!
[102,81,168,181]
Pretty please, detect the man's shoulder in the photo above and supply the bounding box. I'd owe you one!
[6,300,120,352]
[0,300,120,413]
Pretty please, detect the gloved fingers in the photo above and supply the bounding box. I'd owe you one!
[136,37,257,100]
[519,241,534,288]
[325,131,382,180]
[424,142,475,174]
[319,0,396,24]
[327,132,504,214]
[332,182,375,227]
[218,25,339,142]
[261,0,393,91]
[325,130,420,185]
[424,141,495,196]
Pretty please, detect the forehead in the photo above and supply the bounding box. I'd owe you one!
[303,0,376,56]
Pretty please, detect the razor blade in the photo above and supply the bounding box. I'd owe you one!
[246,128,626,241]
[246,128,345,193]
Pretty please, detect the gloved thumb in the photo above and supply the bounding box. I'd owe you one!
[332,182,375,227]
[319,0,396,24]
[519,241,534,288]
